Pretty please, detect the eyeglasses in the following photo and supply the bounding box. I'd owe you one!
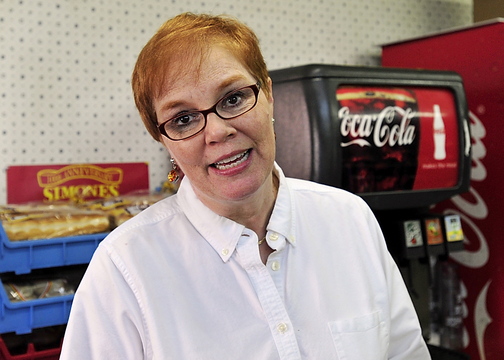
[158,82,261,141]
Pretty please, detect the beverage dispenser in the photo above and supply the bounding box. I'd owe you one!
[270,64,472,358]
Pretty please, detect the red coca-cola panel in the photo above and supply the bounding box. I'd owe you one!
[382,19,504,360]
[337,85,459,194]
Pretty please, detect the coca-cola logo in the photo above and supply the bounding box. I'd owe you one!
[339,105,417,148]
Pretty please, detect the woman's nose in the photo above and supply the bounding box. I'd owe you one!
[204,112,237,144]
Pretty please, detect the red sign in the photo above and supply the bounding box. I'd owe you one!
[6,163,150,204]
[337,86,459,194]
[383,19,504,360]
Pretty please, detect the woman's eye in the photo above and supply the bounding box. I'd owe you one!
[222,91,245,108]
[172,113,198,126]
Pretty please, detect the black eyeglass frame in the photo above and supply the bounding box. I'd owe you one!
[158,82,261,141]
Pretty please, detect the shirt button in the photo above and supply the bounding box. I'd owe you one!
[271,261,281,271]
[277,322,288,334]
[269,233,279,241]
[221,248,229,256]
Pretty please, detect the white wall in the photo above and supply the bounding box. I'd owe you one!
[0,0,473,204]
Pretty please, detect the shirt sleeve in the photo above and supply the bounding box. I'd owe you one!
[362,203,431,360]
[59,244,147,360]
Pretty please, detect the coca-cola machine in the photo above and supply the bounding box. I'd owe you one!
[270,64,472,359]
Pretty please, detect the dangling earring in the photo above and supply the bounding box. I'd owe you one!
[167,158,180,183]
[272,118,275,125]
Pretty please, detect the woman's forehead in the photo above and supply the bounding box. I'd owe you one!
[158,46,252,96]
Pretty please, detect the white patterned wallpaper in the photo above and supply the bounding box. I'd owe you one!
[0,0,473,204]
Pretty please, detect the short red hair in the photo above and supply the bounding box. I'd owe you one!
[132,12,270,141]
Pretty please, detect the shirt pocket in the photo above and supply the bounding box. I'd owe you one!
[328,311,388,360]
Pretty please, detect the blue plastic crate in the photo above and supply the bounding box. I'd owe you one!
[0,282,74,335]
[0,225,106,275]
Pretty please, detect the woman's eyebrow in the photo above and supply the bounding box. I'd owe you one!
[215,74,253,92]
[158,99,188,116]
[157,75,252,115]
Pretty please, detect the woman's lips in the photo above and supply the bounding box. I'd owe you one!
[212,149,250,170]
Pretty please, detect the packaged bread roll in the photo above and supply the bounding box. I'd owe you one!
[83,192,168,228]
[0,203,111,241]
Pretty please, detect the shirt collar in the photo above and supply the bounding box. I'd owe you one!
[176,162,297,262]
[268,163,297,247]
[177,177,244,262]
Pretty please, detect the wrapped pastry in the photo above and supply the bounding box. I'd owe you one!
[3,278,75,302]
[0,203,111,241]
[84,192,168,228]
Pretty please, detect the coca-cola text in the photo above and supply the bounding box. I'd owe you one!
[339,105,417,148]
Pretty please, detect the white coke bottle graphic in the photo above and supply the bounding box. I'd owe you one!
[433,104,446,160]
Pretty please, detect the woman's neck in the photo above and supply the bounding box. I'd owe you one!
[233,174,279,237]
[197,171,279,239]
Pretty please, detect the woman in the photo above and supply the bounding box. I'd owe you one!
[60,13,431,359]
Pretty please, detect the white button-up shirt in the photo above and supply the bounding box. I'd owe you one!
[61,164,430,359]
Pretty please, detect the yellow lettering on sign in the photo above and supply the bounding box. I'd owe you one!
[37,165,123,187]
[42,184,121,202]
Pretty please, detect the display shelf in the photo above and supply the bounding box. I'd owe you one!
[0,266,86,335]
[0,341,60,360]
[0,326,64,360]
[0,225,106,275]
[0,283,72,335]
[0,340,60,360]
